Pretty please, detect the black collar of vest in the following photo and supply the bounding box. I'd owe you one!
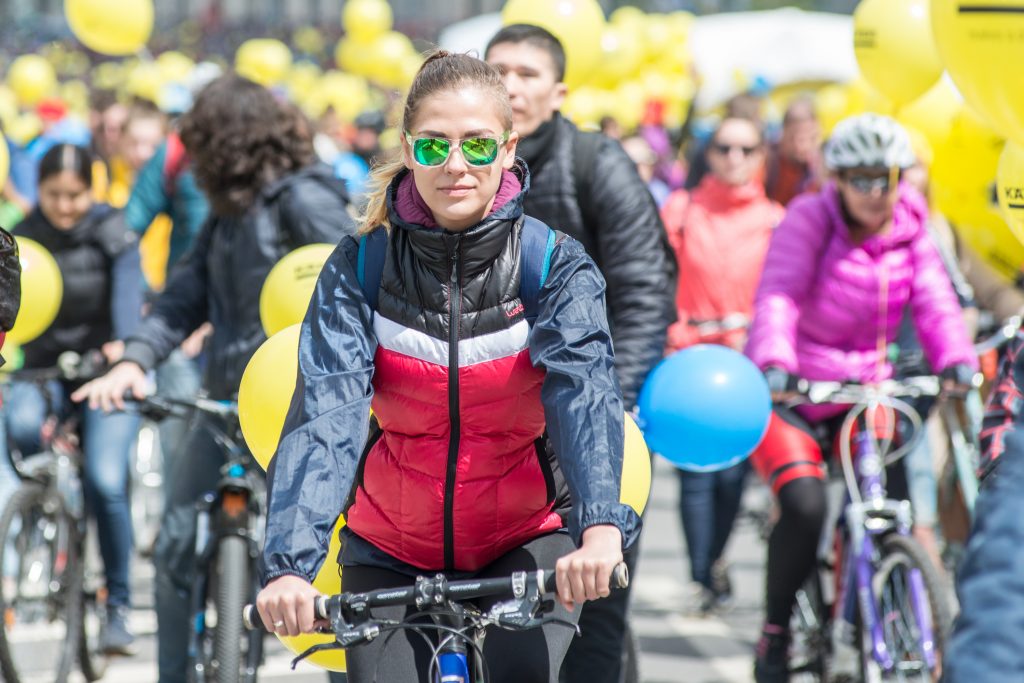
[385,159,532,276]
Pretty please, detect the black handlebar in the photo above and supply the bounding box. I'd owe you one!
[242,562,629,632]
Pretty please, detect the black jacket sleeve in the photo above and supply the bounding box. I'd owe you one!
[530,235,641,551]
[583,135,677,407]
[120,219,213,371]
[0,227,20,332]
[262,237,376,584]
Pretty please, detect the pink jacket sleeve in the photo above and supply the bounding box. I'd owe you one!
[907,201,979,372]
[745,193,831,372]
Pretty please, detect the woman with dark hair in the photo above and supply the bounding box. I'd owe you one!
[6,143,142,654]
[251,51,636,683]
[73,74,357,683]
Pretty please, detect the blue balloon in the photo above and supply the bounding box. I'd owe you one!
[637,345,771,472]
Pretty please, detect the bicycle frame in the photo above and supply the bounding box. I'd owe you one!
[832,409,937,674]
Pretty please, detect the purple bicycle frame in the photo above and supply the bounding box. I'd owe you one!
[834,427,937,673]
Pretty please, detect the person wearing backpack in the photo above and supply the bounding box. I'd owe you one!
[71,74,357,683]
[247,52,638,683]
[661,116,783,615]
[485,25,676,683]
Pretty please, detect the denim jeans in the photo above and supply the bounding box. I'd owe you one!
[154,349,202,483]
[2,380,138,607]
[677,459,750,587]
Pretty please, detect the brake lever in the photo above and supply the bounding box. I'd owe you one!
[290,642,345,669]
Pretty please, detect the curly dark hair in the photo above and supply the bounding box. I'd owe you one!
[179,74,315,216]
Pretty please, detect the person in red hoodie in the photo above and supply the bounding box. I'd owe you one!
[660,116,784,613]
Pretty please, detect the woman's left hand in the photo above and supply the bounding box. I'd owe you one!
[555,525,623,612]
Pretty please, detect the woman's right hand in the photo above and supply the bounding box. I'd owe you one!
[70,361,148,412]
[256,575,323,637]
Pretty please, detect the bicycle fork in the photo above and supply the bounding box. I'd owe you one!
[837,432,937,674]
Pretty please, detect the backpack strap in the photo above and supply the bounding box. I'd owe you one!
[162,133,188,198]
[520,216,556,324]
[357,228,388,311]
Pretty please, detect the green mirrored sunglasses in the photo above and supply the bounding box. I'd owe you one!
[405,133,510,167]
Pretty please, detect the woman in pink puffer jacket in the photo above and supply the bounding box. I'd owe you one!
[746,114,977,683]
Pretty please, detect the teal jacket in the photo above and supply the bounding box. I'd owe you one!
[124,139,209,272]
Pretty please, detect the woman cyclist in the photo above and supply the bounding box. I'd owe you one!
[5,144,142,654]
[254,52,638,683]
[744,114,977,682]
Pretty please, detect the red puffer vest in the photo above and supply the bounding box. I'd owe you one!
[345,173,565,572]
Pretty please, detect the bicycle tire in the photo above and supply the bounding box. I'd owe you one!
[78,583,109,680]
[213,535,250,683]
[866,534,951,682]
[0,482,83,683]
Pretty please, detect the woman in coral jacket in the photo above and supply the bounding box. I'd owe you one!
[744,114,977,683]
[661,116,784,614]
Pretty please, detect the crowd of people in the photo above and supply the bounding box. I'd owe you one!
[2,13,1024,683]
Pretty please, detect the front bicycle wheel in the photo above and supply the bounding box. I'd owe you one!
[212,535,251,683]
[0,482,83,683]
[868,534,951,682]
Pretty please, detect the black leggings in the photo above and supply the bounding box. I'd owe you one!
[763,418,912,629]
[343,532,578,683]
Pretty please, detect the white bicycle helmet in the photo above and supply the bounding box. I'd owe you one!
[824,113,916,171]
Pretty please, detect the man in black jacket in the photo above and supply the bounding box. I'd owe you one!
[0,226,20,366]
[487,25,678,683]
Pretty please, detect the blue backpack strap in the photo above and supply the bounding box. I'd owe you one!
[520,216,556,323]
[357,228,388,311]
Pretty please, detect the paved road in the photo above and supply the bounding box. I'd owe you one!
[20,458,771,682]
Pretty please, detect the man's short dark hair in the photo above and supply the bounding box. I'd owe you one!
[485,24,566,83]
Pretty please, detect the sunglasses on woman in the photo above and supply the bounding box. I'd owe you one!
[405,132,510,167]
[710,142,759,157]
[845,167,901,195]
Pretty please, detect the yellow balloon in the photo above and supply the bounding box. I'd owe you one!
[238,325,301,469]
[502,0,606,89]
[65,0,153,56]
[932,108,1024,278]
[335,37,377,78]
[342,0,393,43]
[562,87,607,129]
[318,71,371,122]
[9,237,64,346]
[157,51,195,83]
[125,61,164,103]
[595,26,643,86]
[276,515,348,671]
[6,55,56,107]
[895,76,962,155]
[853,0,942,105]
[622,414,651,515]
[643,15,674,65]
[260,244,336,337]
[931,0,1024,146]
[0,136,8,191]
[997,141,1024,245]
[236,39,293,87]
[365,31,416,88]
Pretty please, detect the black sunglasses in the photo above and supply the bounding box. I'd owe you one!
[710,142,760,157]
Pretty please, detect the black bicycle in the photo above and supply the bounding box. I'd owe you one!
[0,351,109,683]
[242,563,629,682]
[134,393,266,683]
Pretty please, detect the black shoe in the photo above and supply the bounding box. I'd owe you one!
[753,624,790,683]
[100,605,136,656]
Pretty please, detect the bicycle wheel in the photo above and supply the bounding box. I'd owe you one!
[212,534,250,683]
[78,533,109,682]
[0,482,83,683]
[867,534,951,682]
[789,572,828,682]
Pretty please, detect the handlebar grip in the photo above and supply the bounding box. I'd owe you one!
[242,604,262,631]
[242,597,330,632]
[611,562,629,590]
